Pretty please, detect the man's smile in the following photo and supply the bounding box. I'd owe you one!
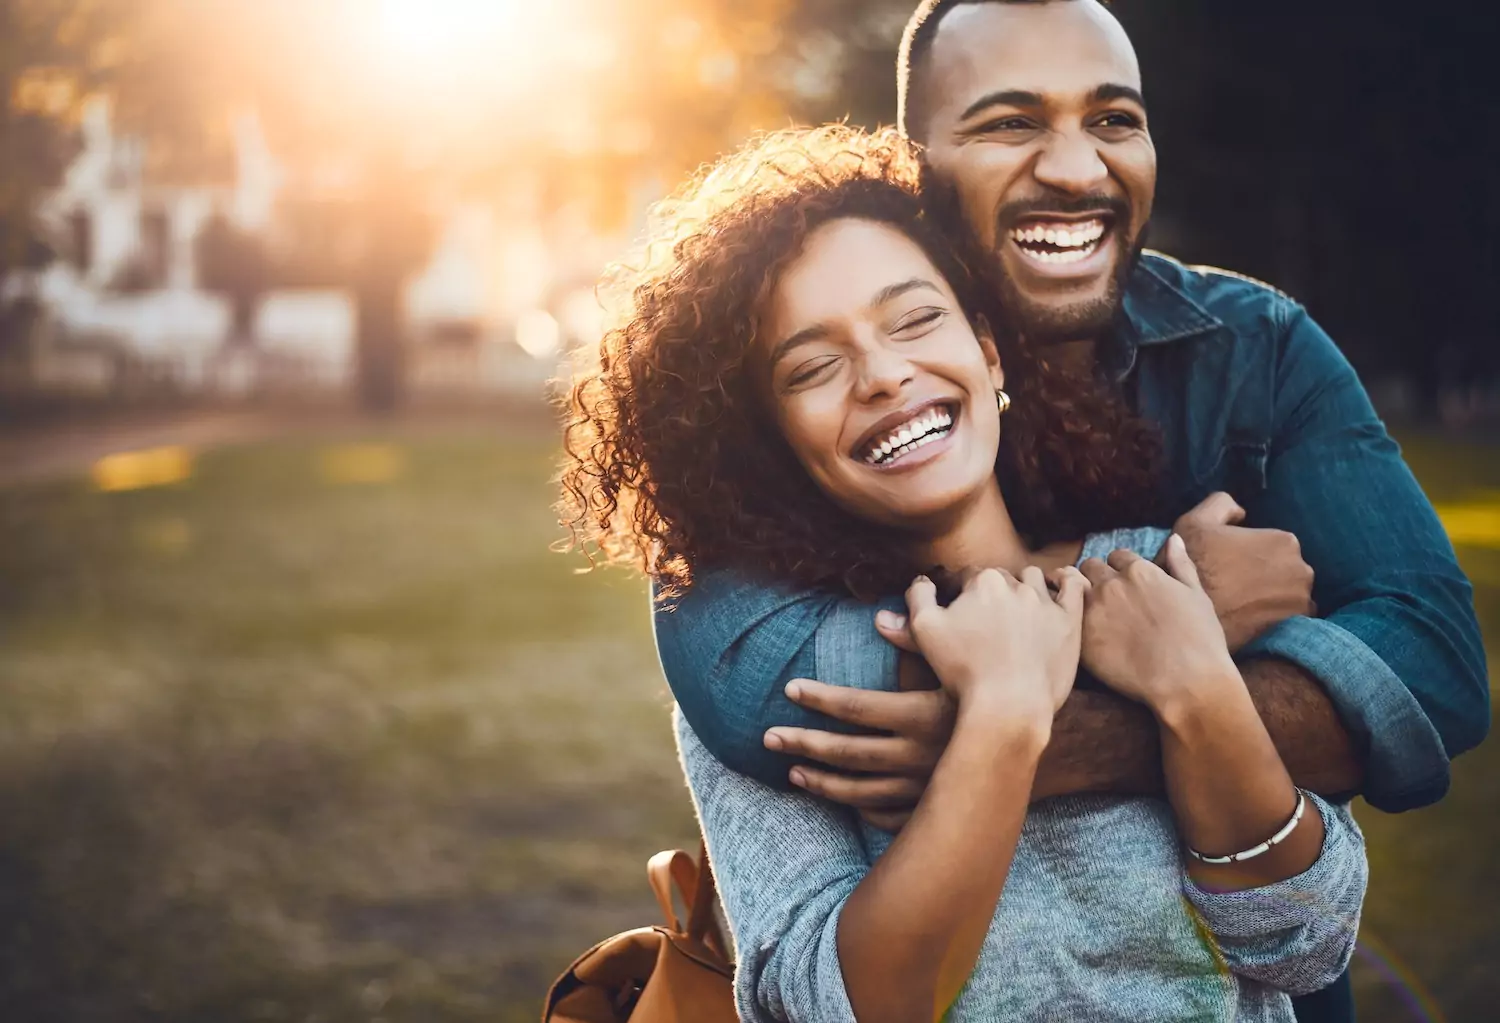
[1005,212,1118,281]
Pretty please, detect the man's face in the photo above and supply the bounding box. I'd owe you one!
[917,1,1156,343]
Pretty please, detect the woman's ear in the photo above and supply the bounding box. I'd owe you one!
[977,326,1005,392]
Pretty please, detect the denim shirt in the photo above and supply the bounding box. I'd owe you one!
[652,251,1490,815]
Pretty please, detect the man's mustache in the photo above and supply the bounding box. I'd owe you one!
[996,194,1131,231]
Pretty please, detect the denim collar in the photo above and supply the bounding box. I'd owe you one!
[1103,252,1224,380]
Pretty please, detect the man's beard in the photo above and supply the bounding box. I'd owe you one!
[922,173,1146,346]
[992,222,1147,347]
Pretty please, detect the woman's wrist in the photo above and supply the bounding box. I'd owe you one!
[955,685,1054,749]
[1144,658,1244,731]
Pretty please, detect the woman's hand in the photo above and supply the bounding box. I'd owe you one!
[1078,533,1239,714]
[904,565,1087,721]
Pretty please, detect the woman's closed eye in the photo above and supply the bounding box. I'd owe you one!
[786,355,840,388]
[892,308,946,336]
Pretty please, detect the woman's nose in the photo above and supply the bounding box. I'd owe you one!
[853,344,914,401]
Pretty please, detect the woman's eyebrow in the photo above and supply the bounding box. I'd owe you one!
[871,277,942,308]
[769,324,830,368]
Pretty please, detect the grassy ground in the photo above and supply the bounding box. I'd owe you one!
[0,422,1493,1022]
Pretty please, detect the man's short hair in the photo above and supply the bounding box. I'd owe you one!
[897,0,1084,142]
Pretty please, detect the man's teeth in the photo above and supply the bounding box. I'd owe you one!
[1009,219,1107,264]
[865,407,954,465]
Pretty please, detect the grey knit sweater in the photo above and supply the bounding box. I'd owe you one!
[674,528,1367,1022]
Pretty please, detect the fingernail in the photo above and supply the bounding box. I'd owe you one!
[1171,533,1185,552]
[764,729,784,750]
[913,574,931,586]
[784,680,803,701]
[876,610,906,630]
[789,768,806,788]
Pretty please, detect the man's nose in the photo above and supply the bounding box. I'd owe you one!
[1032,129,1109,194]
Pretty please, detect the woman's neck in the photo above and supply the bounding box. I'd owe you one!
[917,482,1082,576]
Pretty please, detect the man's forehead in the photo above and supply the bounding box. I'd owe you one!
[926,2,1141,115]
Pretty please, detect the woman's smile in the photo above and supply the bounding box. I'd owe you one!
[854,400,962,472]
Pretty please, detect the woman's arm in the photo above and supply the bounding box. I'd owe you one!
[1078,536,1366,990]
[1079,536,1325,889]
[838,696,1048,1021]
[836,568,1083,1022]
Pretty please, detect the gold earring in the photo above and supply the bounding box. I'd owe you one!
[995,388,1011,416]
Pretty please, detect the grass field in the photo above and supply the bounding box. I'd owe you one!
[0,420,1493,1023]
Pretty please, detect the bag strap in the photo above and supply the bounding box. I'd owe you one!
[686,838,724,954]
[646,838,728,961]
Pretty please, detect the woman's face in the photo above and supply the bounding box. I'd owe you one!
[758,217,1006,528]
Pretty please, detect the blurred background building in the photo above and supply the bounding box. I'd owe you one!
[1,0,1496,424]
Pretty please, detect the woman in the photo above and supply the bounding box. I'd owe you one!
[560,126,1364,1023]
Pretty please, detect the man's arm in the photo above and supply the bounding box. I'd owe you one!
[1031,658,1361,802]
[1237,303,1487,811]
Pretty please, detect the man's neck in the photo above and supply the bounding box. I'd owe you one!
[1037,337,1099,374]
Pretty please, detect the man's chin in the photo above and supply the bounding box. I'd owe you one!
[994,243,1139,345]
[1000,284,1122,345]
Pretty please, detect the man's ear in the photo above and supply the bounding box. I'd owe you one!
[977,326,1005,392]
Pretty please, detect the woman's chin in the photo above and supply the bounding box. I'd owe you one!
[854,484,986,530]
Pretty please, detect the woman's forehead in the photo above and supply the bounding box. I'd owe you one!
[765,219,947,338]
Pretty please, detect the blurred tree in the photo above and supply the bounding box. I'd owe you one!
[195,212,270,349]
[0,0,105,273]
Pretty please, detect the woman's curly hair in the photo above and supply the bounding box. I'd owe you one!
[559,125,1163,600]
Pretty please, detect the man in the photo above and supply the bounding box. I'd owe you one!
[653,2,1489,1019]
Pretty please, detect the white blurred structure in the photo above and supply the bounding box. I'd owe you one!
[254,291,357,389]
[5,96,633,401]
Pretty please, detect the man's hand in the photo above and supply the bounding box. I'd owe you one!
[1170,492,1315,651]
[765,608,955,831]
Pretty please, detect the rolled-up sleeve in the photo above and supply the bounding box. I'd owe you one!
[1243,616,1449,808]
[1184,795,1366,996]
[1244,303,1489,812]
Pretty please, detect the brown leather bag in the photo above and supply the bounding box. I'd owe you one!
[541,840,736,1022]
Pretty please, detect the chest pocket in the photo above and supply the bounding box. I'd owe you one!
[1221,431,1269,503]
[1185,347,1273,507]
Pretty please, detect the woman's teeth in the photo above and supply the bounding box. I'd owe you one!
[1009,218,1107,264]
[864,407,954,466]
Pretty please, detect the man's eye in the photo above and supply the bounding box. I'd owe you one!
[1095,112,1142,130]
[978,117,1035,133]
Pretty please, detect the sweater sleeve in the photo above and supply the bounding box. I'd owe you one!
[1182,794,1366,996]
[675,707,865,1023]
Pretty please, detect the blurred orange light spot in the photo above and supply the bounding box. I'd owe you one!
[1435,501,1500,549]
[319,444,406,485]
[92,446,193,492]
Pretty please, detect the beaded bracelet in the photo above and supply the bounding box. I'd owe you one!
[1186,789,1307,865]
